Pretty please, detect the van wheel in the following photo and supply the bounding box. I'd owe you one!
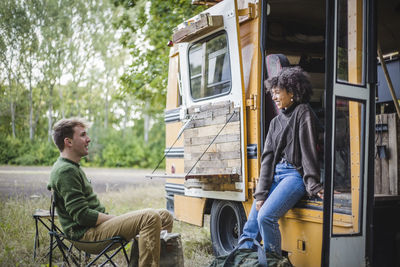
[210,200,247,256]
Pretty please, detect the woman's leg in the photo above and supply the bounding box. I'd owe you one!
[257,163,306,254]
[239,200,261,249]
[239,174,281,249]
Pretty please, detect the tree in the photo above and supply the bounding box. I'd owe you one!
[113,0,204,145]
[20,2,41,140]
[0,0,145,167]
[37,0,73,141]
[0,0,31,138]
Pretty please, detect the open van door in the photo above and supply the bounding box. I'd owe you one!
[172,0,249,255]
[322,0,376,266]
[176,0,247,202]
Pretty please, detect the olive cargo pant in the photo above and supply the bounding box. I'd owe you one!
[74,209,173,267]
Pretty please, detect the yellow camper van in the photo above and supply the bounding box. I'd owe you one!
[155,0,400,266]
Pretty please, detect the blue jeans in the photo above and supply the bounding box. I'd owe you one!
[240,162,306,254]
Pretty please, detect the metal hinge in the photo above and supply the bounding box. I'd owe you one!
[246,94,257,110]
[238,3,257,23]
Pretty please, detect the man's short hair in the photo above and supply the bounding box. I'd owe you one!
[52,118,89,152]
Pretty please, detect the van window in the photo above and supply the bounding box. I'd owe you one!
[188,32,231,100]
[336,0,364,85]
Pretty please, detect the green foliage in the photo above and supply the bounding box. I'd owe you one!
[114,0,205,115]
[13,142,59,166]
[0,135,59,165]
[0,118,164,169]
[0,0,201,168]
[0,136,22,163]
[82,118,165,168]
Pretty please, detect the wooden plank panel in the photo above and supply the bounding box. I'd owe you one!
[380,114,390,194]
[398,115,400,194]
[172,14,223,43]
[388,113,398,194]
[184,102,241,176]
[374,137,382,194]
[166,178,185,185]
[374,113,400,195]
[174,195,206,227]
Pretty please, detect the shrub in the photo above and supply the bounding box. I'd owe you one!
[0,135,23,164]
[12,140,58,166]
[0,117,165,169]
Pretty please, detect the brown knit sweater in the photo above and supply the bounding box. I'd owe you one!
[254,103,323,201]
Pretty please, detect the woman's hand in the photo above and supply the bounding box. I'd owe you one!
[256,200,265,211]
[317,189,342,200]
[317,189,324,199]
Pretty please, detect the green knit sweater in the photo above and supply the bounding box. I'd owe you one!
[48,157,105,240]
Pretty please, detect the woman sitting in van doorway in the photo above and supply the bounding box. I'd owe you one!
[239,66,324,255]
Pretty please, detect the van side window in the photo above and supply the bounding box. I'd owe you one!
[189,32,231,100]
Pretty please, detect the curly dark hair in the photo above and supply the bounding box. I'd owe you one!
[265,66,313,103]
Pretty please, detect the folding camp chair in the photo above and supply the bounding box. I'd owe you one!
[33,207,78,262]
[33,208,56,259]
[48,192,131,267]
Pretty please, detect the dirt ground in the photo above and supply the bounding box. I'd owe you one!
[0,165,165,199]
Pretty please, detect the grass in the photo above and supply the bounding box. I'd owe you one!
[0,184,214,266]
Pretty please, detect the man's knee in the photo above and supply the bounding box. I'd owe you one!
[145,210,162,228]
[158,209,173,232]
[159,209,173,223]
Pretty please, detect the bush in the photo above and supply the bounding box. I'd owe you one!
[0,135,23,164]
[83,119,165,169]
[0,134,59,166]
[0,118,165,169]
[12,142,59,165]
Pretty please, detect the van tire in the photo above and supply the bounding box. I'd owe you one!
[210,200,247,256]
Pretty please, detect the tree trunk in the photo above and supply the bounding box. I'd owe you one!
[59,85,65,118]
[10,100,16,138]
[104,85,109,129]
[29,76,34,140]
[144,102,150,143]
[48,85,54,142]
[6,69,16,138]
[123,100,129,129]
[33,85,44,138]
[76,87,80,117]
[48,102,53,142]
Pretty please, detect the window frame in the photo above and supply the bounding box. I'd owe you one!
[187,30,232,102]
[335,0,367,87]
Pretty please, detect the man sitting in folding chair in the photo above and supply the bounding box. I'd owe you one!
[48,117,173,267]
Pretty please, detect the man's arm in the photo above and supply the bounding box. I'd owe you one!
[96,212,115,226]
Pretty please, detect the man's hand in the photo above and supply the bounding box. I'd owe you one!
[256,200,265,211]
[96,212,115,226]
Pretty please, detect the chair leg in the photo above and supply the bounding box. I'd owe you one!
[66,243,81,266]
[54,234,71,266]
[86,240,129,267]
[100,240,129,267]
[86,241,116,266]
[121,241,130,264]
[49,232,53,267]
[99,252,117,267]
[33,218,39,260]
